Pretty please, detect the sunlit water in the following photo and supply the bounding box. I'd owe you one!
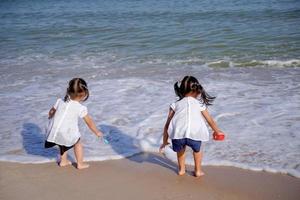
[0,0,299,177]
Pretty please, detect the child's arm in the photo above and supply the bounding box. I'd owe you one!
[201,109,223,134]
[83,115,103,137]
[159,108,175,152]
[48,107,56,119]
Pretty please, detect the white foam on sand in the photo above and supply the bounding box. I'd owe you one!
[0,66,300,178]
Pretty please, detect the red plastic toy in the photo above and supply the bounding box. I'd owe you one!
[213,132,225,141]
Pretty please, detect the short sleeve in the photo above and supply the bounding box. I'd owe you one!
[199,102,207,111]
[170,102,176,111]
[53,98,61,109]
[79,105,88,118]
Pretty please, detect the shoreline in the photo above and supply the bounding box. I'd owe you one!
[1,151,299,179]
[1,153,299,200]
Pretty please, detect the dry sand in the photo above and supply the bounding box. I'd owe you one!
[1,153,299,200]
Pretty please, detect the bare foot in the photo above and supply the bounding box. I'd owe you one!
[194,171,205,177]
[77,163,90,169]
[178,170,186,176]
[59,160,72,167]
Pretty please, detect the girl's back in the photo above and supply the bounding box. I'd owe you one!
[47,98,87,147]
[160,75,224,177]
[45,78,103,169]
[168,96,209,141]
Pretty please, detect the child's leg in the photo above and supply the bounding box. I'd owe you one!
[193,151,204,177]
[176,147,186,175]
[74,140,89,169]
[59,146,71,167]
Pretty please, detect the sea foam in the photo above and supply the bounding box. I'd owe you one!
[1,71,299,178]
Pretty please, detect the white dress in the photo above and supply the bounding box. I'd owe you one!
[46,98,88,147]
[168,96,209,141]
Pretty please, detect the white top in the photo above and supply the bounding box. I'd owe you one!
[46,98,88,147]
[168,97,209,141]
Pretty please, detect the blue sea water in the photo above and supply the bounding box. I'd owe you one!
[1,0,300,67]
[0,0,300,177]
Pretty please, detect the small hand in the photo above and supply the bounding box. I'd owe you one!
[48,108,56,119]
[48,112,55,119]
[96,131,109,144]
[159,142,170,153]
[96,131,103,138]
[215,131,224,136]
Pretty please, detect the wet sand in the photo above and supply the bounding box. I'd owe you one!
[1,153,299,200]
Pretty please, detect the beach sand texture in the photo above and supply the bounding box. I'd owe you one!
[1,1,300,199]
[1,153,299,200]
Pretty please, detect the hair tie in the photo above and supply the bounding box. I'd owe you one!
[80,84,88,90]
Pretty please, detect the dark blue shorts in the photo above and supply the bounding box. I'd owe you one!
[172,138,202,153]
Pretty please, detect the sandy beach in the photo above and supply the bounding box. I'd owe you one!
[1,1,300,200]
[1,153,299,200]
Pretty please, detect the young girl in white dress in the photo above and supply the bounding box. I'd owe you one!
[45,78,103,169]
[160,76,224,177]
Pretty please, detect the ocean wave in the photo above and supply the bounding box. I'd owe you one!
[136,57,300,68]
[1,51,299,70]
[206,59,300,68]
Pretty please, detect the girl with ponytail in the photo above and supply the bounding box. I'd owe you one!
[173,76,215,106]
[45,78,103,169]
[160,76,225,177]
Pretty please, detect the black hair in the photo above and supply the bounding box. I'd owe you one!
[64,78,89,102]
[174,76,215,106]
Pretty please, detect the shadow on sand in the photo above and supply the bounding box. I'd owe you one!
[99,124,178,174]
[21,123,57,159]
[20,122,177,173]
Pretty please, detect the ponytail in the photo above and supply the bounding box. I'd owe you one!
[174,81,184,99]
[173,76,215,106]
[64,78,89,102]
[200,88,215,106]
[64,93,70,102]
